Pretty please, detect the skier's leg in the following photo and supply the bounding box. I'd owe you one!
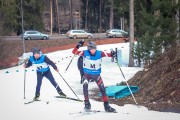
[80,76,83,84]
[94,75,108,102]
[95,75,116,112]
[83,73,91,109]
[80,69,84,84]
[83,73,90,101]
[34,72,43,100]
[44,70,66,96]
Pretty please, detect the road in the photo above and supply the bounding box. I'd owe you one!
[3,33,107,41]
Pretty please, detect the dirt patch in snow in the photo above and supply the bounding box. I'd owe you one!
[91,44,180,113]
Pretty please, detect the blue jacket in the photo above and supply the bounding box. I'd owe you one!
[26,55,57,72]
[83,50,102,74]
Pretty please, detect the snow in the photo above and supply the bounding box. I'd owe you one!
[0,43,179,120]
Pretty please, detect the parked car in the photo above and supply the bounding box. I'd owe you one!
[66,30,93,39]
[21,30,49,40]
[106,29,128,38]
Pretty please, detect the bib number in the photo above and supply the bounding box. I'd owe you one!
[90,64,96,69]
[37,66,43,70]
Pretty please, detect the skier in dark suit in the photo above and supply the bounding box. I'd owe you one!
[77,56,84,84]
[24,47,66,100]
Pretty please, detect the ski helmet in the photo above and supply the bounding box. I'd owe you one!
[31,47,40,55]
[87,41,96,50]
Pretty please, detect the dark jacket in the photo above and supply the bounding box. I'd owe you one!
[77,56,83,70]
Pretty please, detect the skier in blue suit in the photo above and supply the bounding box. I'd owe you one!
[24,47,66,100]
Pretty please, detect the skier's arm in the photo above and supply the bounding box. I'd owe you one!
[101,51,111,57]
[72,47,84,56]
[72,40,85,56]
[44,56,58,71]
[24,59,32,68]
[101,51,117,58]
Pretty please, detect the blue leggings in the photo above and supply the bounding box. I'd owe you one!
[35,70,61,95]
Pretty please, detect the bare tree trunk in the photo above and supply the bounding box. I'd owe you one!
[175,0,179,44]
[109,0,114,29]
[78,0,81,29]
[128,0,134,67]
[120,17,122,30]
[123,17,125,30]
[50,0,53,36]
[120,17,124,30]
[85,0,89,31]
[55,0,60,34]
[69,0,73,29]
[99,0,102,33]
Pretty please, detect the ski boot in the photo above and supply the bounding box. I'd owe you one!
[33,93,40,101]
[104,102,116,112]
[58,91,67,98]
[84,100,91,110]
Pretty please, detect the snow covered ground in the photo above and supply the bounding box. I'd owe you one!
[0,43,179,120]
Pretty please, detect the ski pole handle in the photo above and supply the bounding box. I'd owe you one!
[110,48,116,62]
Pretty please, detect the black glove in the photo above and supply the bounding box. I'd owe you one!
[110,50,117,62]
[76,40,84,49]
[110,50,116,57]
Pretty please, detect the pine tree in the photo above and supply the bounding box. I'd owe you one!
[23,0,45,31]
[134,0,177,66]
[0,0,19,35]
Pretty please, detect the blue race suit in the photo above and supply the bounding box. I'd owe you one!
[83,50,102,74]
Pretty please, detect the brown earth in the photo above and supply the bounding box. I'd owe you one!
[91,44,180,113]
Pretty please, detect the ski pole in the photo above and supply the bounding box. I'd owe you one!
[21,0,26,99]
[24,68,26,99]
[23,62,27,99]
[65,39,84,72]
[65,53,77,72]
[113,48,139,107]
[116,62,139,106]
[57,72,81,100]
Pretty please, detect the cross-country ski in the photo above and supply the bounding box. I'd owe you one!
[55,96,83,102]
[69,109,102,115]
[69,109,119,115]
[24,99,49,105]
